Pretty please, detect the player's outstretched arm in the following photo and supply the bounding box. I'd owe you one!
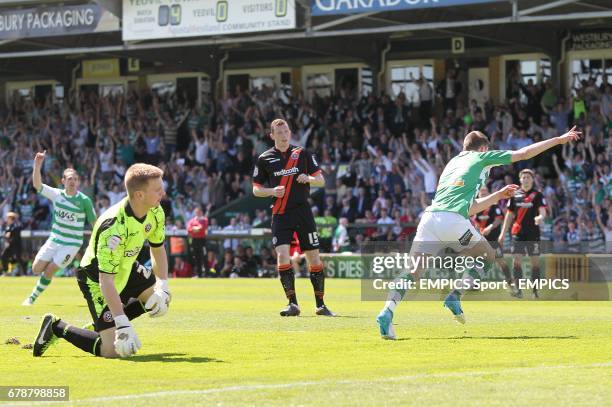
[468,184,518,216]
[510,126,581,162]
[32,151,46,192]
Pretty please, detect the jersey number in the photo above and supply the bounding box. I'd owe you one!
[308,232,319,246]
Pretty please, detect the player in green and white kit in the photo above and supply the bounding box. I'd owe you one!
[32,164,170,358]
[377,127,581,339]
[22,151,96,305]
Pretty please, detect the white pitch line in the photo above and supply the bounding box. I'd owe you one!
[19,361,612,406]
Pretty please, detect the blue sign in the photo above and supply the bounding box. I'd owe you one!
[312,0,502,16]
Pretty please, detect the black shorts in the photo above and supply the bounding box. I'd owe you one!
[77,261,156,332]
[510,239,541,256]
[271,204,320,251]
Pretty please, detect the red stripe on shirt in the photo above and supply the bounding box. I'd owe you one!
[272,149,302,215]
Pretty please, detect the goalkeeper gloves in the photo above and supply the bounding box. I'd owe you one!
[113,315,141,357]
[144,279,171,318]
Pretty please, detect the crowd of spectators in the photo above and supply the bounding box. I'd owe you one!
[0,65,610,277]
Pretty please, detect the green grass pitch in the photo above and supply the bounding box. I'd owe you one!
[1,277,611,406]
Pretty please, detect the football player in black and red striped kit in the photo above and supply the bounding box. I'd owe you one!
[474,185,515,295]
[252,119,335,317]
[498,169,547,298]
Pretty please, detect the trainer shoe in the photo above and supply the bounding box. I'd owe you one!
[376,308,396,340]
[22,297,34,306]
[443,293,466,324]
[315,305,336,317]
[33,314,59,357]
[532,289,540,299]
[279,303,300,317]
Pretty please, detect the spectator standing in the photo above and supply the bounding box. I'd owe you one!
[187,205,210,278]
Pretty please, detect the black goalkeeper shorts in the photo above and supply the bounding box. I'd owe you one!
[77,261,156,332]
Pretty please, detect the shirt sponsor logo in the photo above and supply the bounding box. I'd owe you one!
[451,180,465,187]
[55,209,77,222]
[273,167,299,177]
[515,202,534,208]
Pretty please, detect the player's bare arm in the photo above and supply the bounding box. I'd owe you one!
[150,245,169,281]
[296,172,324,187]
[483,217,503,237]
[253,185,285,198]
[99,273,126,320]
[32,151,46,192]
[145,245,172,317]
[498,210,515,246]
[510,126,581,162]
[469,184,518,216]
[534,206,547,226]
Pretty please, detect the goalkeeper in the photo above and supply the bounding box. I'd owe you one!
[33,164,170,358]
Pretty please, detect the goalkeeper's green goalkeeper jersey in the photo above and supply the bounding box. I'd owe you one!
[80,198,165,293]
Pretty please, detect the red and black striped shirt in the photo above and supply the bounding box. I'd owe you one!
[252,145,321,215]
[507,188,547,239]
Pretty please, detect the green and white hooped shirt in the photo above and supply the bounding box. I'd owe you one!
[39,184,97,247]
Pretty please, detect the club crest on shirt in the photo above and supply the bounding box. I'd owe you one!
[145,223,152,233]
[102,311,113,323]
[291,152,299,159]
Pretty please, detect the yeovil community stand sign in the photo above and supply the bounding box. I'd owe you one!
[0,4,119,39]
[311,0,502,16]
[123,0,296,41]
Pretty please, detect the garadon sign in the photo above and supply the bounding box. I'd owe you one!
[311,0,501,16]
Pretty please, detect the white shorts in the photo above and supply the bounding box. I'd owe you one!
[411,211,484,255]
[34,239,80,269]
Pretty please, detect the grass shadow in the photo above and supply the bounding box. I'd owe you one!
[128,353,225,363]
